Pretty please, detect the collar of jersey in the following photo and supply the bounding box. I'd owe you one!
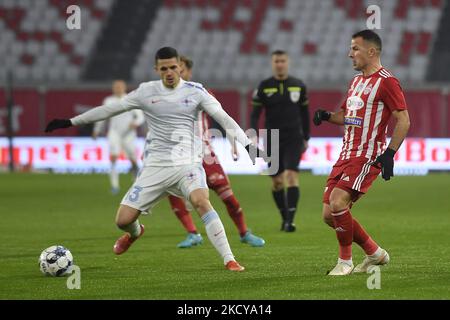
[159,78,185,92]
[360,67,383,79]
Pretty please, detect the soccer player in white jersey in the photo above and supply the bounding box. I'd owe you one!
[92,80,144,194]
[45,47,263,272]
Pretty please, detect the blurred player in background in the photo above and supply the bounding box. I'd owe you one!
[251,50,310,232]
[313,30,410,275]
[45,47,264,272]
[92,80,144,194]
[167,55,265,248]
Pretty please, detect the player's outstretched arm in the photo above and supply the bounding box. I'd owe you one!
[45,119,72,132]
[203,101,265,164]
[201,88,268,164]
[313,109,345,126]
[374,109,410,181]
[45,102,128,133]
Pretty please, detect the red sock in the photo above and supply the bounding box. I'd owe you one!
[353,218,379,255]
[218,188,247,237]
[331,209,353,260]
[168,195,197,234]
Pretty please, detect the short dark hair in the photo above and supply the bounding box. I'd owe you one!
[271,49,288,56]
[179,55,193,70]
[154,47,179,65]
[352,29,382,52]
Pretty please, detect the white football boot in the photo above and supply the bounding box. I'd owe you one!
[327,259,354,276]
[353,248,390,273]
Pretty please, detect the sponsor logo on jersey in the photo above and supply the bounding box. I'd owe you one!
[341,174,350,182]
[344,116,363,127]
[346,96,365,111]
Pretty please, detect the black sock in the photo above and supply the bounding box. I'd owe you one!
[272,189,287,221]
[286,186,300,224]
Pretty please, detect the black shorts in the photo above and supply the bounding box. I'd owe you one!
[265,128,305,177]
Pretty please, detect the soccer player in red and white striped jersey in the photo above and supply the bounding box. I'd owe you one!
[313,30,410,275]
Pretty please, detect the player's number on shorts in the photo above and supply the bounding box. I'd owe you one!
[129,186,143,202]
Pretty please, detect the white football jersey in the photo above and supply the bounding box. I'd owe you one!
[72,79,250,166]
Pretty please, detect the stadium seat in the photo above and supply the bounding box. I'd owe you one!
[0,0,113,83]
[1,0,443,85]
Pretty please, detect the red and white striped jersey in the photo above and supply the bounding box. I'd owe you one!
[337,67,407,163]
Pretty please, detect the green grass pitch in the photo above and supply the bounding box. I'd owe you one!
[0,172,449,299]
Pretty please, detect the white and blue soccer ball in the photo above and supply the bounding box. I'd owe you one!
[38,245,73,277]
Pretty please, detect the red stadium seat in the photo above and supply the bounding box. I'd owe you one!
[417,32,432,54]
[395,0,410,19]
[279,19,293,31]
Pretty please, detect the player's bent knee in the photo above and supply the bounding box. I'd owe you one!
[323,215,334,227]
[322,205,334,227]
[329,188,352,213]
[329,199,349,213]
[191,198,211,213]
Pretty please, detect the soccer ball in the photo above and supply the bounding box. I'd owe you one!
[38,245,73,277]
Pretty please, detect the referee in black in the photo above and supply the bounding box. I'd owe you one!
[251,50,310,232]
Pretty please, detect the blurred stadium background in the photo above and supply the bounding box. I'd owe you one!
[0,0,449,173]
[1,0,450,301]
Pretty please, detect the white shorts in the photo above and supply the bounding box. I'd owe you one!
[108,131,136,161]
[121,163,207,213]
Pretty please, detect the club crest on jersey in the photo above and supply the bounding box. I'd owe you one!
[187,172,196,180]
[290,91,300,103]
[356,83,365,92]
[346,96,364,111]
[344,116,363,127]
[181,98,194,107]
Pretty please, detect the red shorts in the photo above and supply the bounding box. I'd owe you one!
[323,158,381,205]
[202,152,229,190]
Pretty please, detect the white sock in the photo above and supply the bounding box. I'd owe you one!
[122,220,141,238]
[338,258,353,266]
[110,163,119,189]
[201,210,234,265]
[369,247,383,258]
